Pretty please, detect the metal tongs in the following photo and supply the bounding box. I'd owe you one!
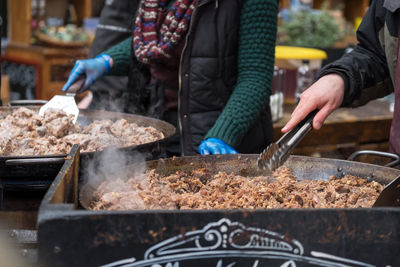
[257,110,318,172]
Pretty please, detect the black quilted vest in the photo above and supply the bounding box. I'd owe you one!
[129,0,273,156]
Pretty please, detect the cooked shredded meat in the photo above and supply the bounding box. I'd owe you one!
[89,166,383,210]
[0,107,164,155]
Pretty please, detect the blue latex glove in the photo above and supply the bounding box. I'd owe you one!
[198,138,238,155]
[62,54,112,93]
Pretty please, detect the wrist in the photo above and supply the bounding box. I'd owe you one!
[96,54,113,74]
[318,69,349,106]
[323,74,345,95]
[318,74,345,108]
[323,73,344,88]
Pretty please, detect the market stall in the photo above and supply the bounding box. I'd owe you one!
[1,0,399,266]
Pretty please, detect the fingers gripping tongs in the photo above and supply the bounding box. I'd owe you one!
[257,110,318,172]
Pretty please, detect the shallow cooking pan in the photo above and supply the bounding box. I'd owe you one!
[80,154,400,209]
[0,104,176,190]
[38,150,400,267]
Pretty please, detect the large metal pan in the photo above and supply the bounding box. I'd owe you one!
[80,154,400,209]
[0,104,175,190]
[41,150,400,267]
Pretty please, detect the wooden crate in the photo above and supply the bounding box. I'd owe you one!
[4,43,88,100]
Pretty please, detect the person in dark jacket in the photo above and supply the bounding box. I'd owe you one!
[282,0,400,156]
[62,0,278,156]
[85,0,141,112]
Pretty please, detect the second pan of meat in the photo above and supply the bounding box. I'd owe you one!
[0,105,176,188]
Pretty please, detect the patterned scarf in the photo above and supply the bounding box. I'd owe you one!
[133,0,198,64]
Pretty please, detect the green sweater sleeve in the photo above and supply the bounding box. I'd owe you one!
[103,37,132,76]
[204,0,278,146]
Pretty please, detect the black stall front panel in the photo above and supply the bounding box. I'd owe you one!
[39,207,400,266]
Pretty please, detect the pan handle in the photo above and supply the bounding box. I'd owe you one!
[347,150,400,168]
[8,100,48,106]
[5,157,65,166]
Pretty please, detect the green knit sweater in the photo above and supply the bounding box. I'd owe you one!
[104,0,277,147]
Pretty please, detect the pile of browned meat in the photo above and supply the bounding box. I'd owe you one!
[89,166,383,210]
[0,107,164,155]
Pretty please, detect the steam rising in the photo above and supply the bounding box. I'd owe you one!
[83,76,134,114]
[80,146,150,206]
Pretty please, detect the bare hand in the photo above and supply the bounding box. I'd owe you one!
[281,74,345,133]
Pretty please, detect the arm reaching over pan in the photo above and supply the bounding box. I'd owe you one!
[282,1,400,154]
[281,74,344,133]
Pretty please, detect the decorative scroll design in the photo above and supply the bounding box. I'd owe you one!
[144,218,303,260]
[100,218,376,267]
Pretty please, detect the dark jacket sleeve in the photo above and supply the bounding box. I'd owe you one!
[316,0,393,107]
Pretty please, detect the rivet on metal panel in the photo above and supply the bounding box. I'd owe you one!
[9,230,17,238]
[21,249,28,257]
[53,246,61,254]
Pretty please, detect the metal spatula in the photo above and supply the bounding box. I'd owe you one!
[39,79,84,124]
[257,110,318,172]
[373,175,400,207]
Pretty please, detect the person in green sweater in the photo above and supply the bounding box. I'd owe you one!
[62,0,278,156]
